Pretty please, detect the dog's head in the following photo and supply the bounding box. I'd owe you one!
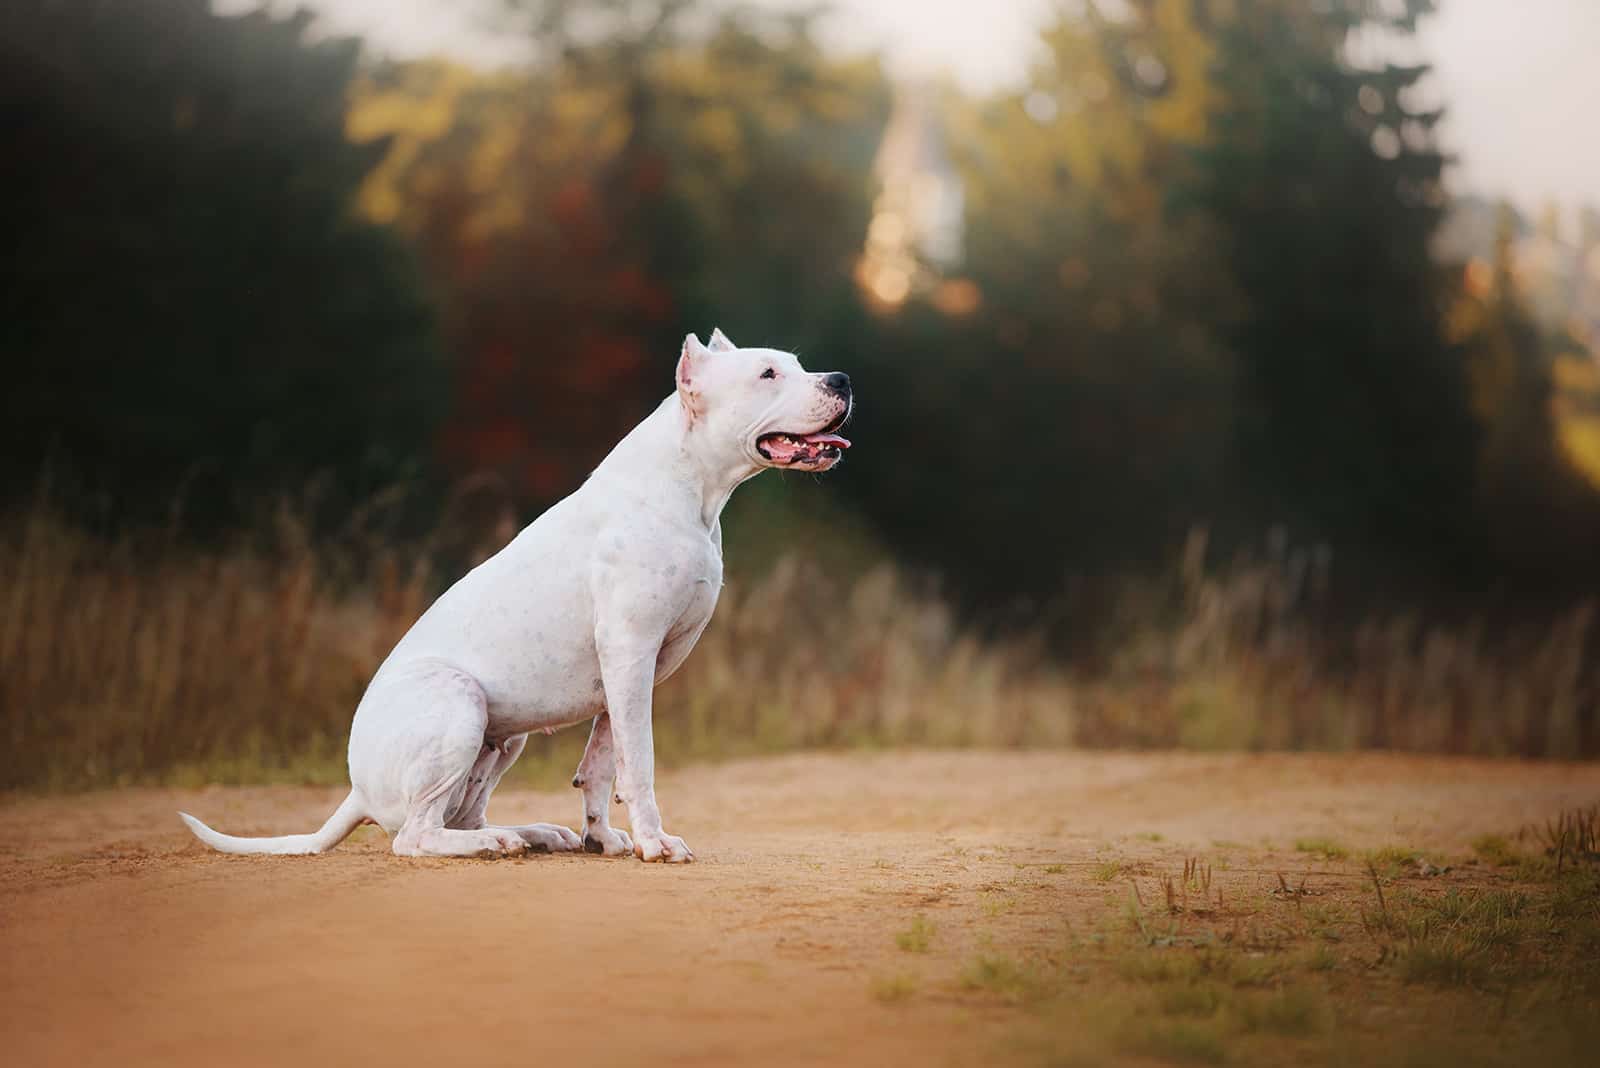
[676,329,852,473]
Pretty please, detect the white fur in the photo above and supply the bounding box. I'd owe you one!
[180,330,850,862]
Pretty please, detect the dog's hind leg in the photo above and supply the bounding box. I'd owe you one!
[370,663,531,859]
[448,734,581,853]
[571,713,633,857]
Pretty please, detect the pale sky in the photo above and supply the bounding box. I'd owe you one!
[278,0,1598,217]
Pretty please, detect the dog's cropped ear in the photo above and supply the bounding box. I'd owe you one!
[677,333,709,426]
[707,327,737,353]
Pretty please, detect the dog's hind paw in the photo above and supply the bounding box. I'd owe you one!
[502,823,581,853]
[394,828,530,857]
[486,830,533,855]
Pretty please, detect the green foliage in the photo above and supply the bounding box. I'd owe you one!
[9,0,1597,623]
[1452,208,1600,577]
[843,0,1600,616]
[1184,1,1479,571]
[845,1,1241,597]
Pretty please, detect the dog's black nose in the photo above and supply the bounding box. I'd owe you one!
[822,372,851,397]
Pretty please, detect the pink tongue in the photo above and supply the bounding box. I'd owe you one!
[801,433,851,448]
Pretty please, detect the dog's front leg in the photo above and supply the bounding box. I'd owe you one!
[572,713,633,857]
[595,639,693,863]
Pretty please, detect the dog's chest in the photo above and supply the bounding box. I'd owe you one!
[677,569,721,633]
[656,550,722,681]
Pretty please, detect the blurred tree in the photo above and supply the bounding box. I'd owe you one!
[12,0,1588,625]
[842,0,1600,618]
[0,0,444,528]
[1183,0,1483,573]
[1451,205,1600,579]
[351,1,888,502]
[841,0,1241,611]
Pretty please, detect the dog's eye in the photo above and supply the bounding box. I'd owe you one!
[759,368,777,380]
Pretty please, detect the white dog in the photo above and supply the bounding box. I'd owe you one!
[180,330,851,862]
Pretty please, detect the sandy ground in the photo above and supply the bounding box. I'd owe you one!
[2,750,1597,1067]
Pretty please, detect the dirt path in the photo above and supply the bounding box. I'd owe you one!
[2,751,1596,1067]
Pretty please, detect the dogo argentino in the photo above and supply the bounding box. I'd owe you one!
[180,329,851,862]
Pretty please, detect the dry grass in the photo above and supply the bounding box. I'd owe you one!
[3,501,1598,792]
[0,503,428,790]
[1074,528,1599,758]
[0,500,1075,791]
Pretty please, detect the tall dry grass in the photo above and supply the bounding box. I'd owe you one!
[0,499,1073,792]
[1070,529,1598,757]
[0,501,431,790]
[2,508,1595,794]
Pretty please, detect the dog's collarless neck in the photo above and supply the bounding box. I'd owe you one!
[590,396,755,532]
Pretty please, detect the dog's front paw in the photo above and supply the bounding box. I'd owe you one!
[633,830,694,864]
[581,825,634,857]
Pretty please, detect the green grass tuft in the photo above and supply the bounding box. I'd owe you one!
[1471,833,1520,867]
[869,973,918,1003]
[895,915,934,953]
[1400,939,1493,988]
[1233,987,1328,1036]
[1301,945,1339,972]
[1159,982,1226,1018]
[1117,1019,1229,1065]
[1295,838,1349,860]
[1362,845,1419,877]
[961,953,1042,999]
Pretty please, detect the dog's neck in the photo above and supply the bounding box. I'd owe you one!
[590,395,759,532]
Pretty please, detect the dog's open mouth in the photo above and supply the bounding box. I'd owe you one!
[756,431,851,467]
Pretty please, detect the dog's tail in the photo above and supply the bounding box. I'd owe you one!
[179,790,368,855]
